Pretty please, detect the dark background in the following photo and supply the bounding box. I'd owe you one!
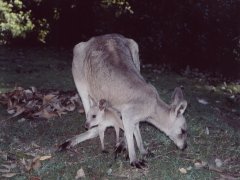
[1,0,240,77]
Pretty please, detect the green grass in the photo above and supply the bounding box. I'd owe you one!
[0,47,239,179]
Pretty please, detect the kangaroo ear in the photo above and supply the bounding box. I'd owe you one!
[88,95,96,107]
[171,87,184,105]
[98,99,107,111]
[174,100,187,116]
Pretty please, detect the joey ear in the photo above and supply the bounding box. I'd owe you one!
[98,99,107,111]
[174,100,187,117]
[171,87,184,105]
[88,95,96,107]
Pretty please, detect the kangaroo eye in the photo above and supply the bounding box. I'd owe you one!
[178,129,187,139]
[181,129,186,134]
[92,115,96,118]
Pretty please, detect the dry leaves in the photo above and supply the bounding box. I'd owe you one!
[0,163,17,178]
[20,155,51,172]
[1,173,17,178]
[194,160,208,169]
[39,155,51,161]
[179,167,187,174]
[0,86,83,120]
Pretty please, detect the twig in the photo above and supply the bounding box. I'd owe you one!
[204,166,240,179]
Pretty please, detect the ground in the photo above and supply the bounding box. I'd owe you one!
[0,47,239,179]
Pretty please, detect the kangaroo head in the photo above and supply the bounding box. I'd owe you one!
[166,87,188,150]
[85,97,108,130]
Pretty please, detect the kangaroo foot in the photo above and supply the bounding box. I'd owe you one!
[130,159,147,169]
[114,143,127,159]
[57,141,72,152]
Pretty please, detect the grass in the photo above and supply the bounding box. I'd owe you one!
[0,47,239,179]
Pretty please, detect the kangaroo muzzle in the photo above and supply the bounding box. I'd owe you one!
[84,122,90,130]
[180,142,187,151]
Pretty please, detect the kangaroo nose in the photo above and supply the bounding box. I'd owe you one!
[181,142,187,151]
[84,123,89,130]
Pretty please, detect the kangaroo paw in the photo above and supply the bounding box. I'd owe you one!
[57,141,72,152]
[115,143,126,154]
[114,143,128,159]
[130,159,147,169]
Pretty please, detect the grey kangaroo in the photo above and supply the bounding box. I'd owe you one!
[70,34,188,168]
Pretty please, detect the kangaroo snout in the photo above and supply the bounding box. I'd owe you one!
[84,122,90,130]
[180,142,187,151]
[176,142,188,151]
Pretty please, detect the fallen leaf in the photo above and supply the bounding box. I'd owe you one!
[7,105,15,114]
[33,109,58,120]
[25,100,37,109]
[194,161,207,169]
[31,157,41,170]
[1,163,17,169]
[208,164,223,173]
[30,176,41,180]
[64,103,76,111]
[0,169,10,173]
[14,86,24,91]
[23,89,33,99]
[205,127,209,135]
[31,142,40,148]
[20,158,31,171]
[197,98,209,105]
[31,86,37,93]
[215,158,223,168]
[179,168,187,174]
[18,118,26,123]
[107,168,112,175]
[0,151,8,160]
[75,168,85,179]
[1,173,17,178]
[39,155,51,161]
[7,106,25,119]
[219,174,240,180]
[43,94,57,105]
[70,94,80,104]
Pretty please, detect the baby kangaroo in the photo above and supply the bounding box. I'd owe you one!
[85,98,123,152]
[59,97,147,158]
[58,98,123,153]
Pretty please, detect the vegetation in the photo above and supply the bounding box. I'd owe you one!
[0,0,34,44]
[0,0,239,76]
